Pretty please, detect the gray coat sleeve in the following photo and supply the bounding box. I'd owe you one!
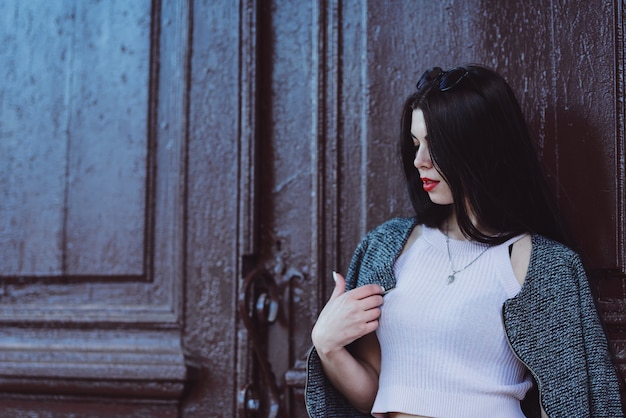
[571,255,623,416]
[503,238,623,417]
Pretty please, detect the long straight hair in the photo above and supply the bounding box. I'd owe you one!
[400,65,571,246]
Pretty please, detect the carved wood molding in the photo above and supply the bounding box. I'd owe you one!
[0,328,187,399]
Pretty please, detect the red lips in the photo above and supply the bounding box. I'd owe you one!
[421,177,439,192]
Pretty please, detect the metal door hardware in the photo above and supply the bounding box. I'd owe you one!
[237,269,282,418]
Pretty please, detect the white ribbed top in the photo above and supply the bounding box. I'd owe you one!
[372,225,532,418]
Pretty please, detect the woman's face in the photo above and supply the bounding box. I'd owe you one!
[411,108,454,205]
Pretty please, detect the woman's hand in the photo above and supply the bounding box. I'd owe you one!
[310,272,384,412]
[311,272,384,356]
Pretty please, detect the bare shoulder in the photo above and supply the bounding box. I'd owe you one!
[510,234,532,286]
[401,224,422,256]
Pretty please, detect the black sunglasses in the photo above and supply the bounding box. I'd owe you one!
[416,66,470,92]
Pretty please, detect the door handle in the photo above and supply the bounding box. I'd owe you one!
[237,269,282,418]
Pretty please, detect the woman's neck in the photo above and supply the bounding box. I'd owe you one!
[443,212,494,241]
[443,213,466,241]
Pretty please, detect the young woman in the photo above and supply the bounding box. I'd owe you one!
[305,65,623,417]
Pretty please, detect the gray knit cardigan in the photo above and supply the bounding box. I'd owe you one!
[305,217,623,418]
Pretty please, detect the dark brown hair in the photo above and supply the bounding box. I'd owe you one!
[400,65,571,245]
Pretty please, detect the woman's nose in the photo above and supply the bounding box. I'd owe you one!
[413,147,432,170]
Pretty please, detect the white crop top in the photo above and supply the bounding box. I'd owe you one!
[372,225,533,418]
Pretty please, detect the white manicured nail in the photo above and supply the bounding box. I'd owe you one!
[332,271,338,282]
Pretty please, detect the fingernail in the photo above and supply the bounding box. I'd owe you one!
[381,286,386,293]
[332,271,338,282]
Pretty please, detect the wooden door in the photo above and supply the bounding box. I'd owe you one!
[1,1,625,417]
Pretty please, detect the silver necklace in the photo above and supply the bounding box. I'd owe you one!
[444,224,490,284]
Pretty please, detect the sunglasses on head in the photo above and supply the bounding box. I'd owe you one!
[416,66,470,92]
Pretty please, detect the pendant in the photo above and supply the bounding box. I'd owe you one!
[447,274,456,284]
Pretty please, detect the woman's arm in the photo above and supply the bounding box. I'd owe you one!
[317,331,381,413]
[311,272,383,413]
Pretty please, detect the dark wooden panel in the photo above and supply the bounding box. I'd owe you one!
[484,0,620,271]
[0,0,151,277]
[0,1,69,275]
[337,0,369,272]
[181,0,242,414]
[0,0,188,322]
[258,0,317,384]
[65,0,151,275]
